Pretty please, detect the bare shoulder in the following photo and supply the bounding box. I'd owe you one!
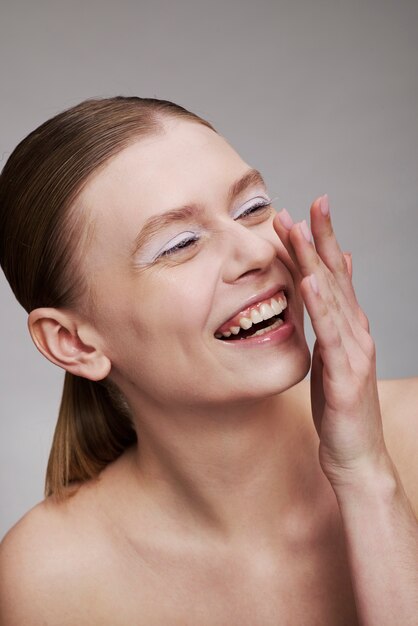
[0,501,68,625]
[377,376,418,412]
[299,376,418,511]
[377,376,418,512]
[0,485,111,625]
[378,376,418,436]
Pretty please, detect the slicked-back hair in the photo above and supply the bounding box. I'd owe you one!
[0,96,216,499]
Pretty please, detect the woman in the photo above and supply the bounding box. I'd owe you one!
[0,97,417,625]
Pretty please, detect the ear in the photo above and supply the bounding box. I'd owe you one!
[27,308,111,381]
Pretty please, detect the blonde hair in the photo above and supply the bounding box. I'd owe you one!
[0,96,216,499]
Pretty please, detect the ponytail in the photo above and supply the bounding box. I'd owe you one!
[45,373,137,499]
[0,96,216,499]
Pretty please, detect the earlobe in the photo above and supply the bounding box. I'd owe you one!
[28,308,111,381]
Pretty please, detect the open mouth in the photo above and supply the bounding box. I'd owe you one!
[215,290,288,341]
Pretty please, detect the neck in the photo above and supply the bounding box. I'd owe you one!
[114,379,327,549]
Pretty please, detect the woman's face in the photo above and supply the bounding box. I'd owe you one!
[78,120,311,408]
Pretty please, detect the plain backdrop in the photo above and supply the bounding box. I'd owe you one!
[1,0,417,539]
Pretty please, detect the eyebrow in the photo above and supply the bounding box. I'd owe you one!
[131,168,267,257]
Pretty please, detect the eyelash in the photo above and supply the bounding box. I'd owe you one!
[158,234,200,258]
[236,199,272,219]
[157,199,272,259]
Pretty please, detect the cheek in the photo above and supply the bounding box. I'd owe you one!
[159,274,213,334]
[127,271,211,342]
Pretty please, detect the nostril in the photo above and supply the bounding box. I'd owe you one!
[221,226,277,284]
[238,268,264,280]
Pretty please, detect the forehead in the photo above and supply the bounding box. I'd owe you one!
[80,120,249,220]
[77,120,252,277]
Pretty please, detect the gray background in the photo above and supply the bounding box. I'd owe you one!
[1,0,417,539]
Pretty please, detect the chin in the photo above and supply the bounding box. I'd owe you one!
[254,346,311,399]
[213,342,312,406]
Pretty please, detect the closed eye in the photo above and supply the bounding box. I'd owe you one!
[235,199,272,220]
[157,233,200,258]
[156,198,273,260]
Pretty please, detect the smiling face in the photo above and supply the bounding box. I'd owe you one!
[77,119,311,410]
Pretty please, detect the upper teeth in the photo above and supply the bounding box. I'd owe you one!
[215,294,287,339]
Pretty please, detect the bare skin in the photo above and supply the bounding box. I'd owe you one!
[1,121,417,624]
[1,378,418,625]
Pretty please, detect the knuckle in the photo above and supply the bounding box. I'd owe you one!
[358,310,370,332]
[363,335,376,359]
[335,254,348,275]
[334,293,342,313]
[356,355,371,379]
[322,221,334,239]
[328,290,342,314]
[327,271,339,292]
[327,328,342,349]
[312,254,321,270]
[317,301,328,319]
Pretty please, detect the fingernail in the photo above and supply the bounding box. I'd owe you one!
[320,194,329,216]
[278,208,294,230]
[309,273,319,295]
[299,220,312,242]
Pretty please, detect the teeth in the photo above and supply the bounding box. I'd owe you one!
[251,317,284,337]
[270,297,284,316]
[259,303,275,320]
[238,316,252,330]
[250,309,263,324]
[215,292,288,339]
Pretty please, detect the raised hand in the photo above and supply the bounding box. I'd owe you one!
[273,195,391,490]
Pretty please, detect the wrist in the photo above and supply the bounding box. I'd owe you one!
[328,450,400,506]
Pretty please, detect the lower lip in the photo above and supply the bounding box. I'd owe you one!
[217,312,295,348]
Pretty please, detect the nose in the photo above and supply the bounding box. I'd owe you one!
[221,220,278,284]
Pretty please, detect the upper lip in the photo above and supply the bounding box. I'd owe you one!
[215,282,288,332]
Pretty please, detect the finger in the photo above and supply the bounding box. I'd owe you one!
[301,273,352,383]
[274,210,350,344]
[287,218,323,278]
[290,206,370,336]
[310,195,360,312]
[342,251,369,332]
[276,205,369,339]
[288,221,363,353]
[273,209,303,280]
[343,252,352,278]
